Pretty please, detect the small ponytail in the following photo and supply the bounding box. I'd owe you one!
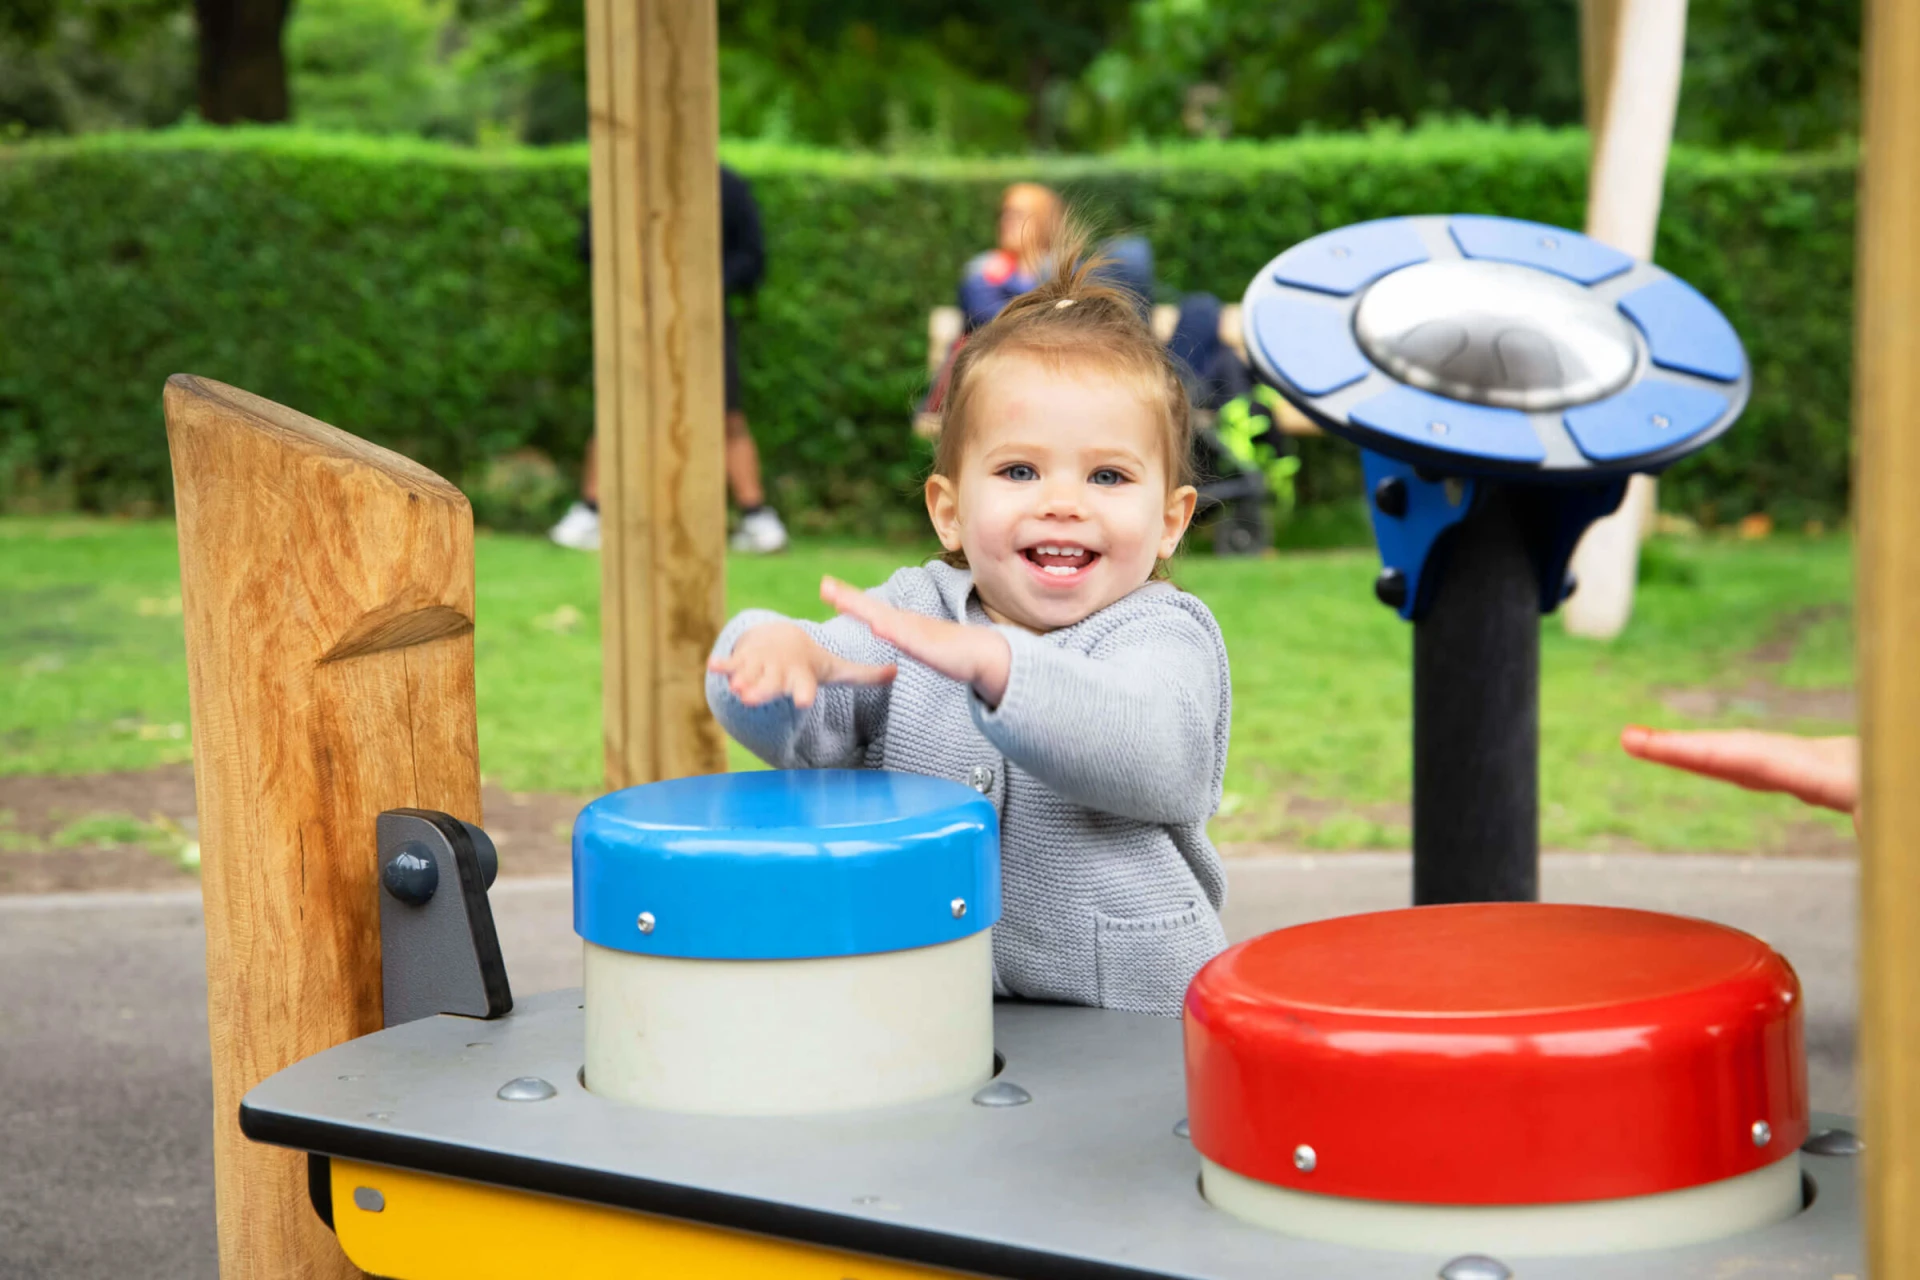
[934,212,1194,499]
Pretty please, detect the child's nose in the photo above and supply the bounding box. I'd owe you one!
[1036,478,1086,518]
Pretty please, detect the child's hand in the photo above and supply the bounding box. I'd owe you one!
[822,576,1013,707]
[1621,725,1859,819]
[708,622,896,710]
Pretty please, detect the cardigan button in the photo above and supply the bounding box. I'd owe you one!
[968,765,995,794]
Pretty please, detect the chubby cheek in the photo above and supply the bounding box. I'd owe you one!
[957,487,1027,560]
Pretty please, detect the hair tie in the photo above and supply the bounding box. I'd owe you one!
[1054,298,1076,310]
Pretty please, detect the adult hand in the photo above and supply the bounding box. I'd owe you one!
[821,576,1013,707]
[1620,725,1859,817]
[707,621,895,710]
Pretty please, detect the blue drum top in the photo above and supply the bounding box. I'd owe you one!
[573,769,1000,962]
[1243,215,1750,479]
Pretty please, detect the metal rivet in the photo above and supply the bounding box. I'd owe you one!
[972,1080,1031,1107]
[1752,1120,1773,1147]
[1429,420,1450,436]
[1439,1255,1511,1280]
[1374,568,1408,610]
[1173,1118,1191,1139]
[968,765,994,793]
[1802,1127,1864,1156]
[951,898,968,919]
[1538,235,1559,251]
[498,1076,557,1102]
[1651,413,1671,429]
[1372,475,1409,518]
[1293,1144,1317,1173]
[352,1186,385,1213]
[636,911,656,935]
[367,1111,394,1122]
[1329,245,1351,259]
[852,1195,882,1205]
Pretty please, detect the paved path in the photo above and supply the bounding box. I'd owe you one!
[0,854,1858,1278]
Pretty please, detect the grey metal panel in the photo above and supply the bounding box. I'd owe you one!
[241,990,1861,1280]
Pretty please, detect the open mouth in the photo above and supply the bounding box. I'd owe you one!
[1022,544,1101,579]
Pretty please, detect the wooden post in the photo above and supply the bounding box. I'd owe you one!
[167,375,482,1278]
[585,0,729,789]
[1563,0,1689,640]
[1856,0,1920,1269]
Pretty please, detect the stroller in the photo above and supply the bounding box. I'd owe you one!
[1168,292,1301,557]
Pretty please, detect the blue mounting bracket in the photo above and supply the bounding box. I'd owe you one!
[1363,449,1630,622]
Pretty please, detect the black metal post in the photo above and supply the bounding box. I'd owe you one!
[1412,485,1539,904]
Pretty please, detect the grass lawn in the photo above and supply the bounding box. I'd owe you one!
[0,516,1854,854]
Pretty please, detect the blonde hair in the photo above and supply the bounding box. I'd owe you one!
[935,219,1195,498]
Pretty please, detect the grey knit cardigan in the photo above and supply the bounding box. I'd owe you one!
[705,561,1231,1016]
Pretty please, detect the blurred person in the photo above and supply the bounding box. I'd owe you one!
[551,166,787,553]
[958,182,1063,330]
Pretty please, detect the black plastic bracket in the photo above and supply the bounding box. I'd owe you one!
[376,809,513,1028]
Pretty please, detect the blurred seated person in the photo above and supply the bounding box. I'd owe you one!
[959,183,1062,330]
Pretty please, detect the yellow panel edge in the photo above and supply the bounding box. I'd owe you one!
[330,1159,976,1280]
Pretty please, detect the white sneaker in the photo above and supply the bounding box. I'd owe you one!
[548,501,601,551]
[730,506,788,553]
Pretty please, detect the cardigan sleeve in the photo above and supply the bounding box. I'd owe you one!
[704,598,896,770]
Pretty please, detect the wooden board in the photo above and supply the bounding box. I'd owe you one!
[586,0,728,789]
[166,374,482,1278]
[1563,0,1689,640]
[1855,0,1920,1268]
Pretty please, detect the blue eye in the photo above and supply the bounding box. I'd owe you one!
[1001,463,1038,482]
[1090,467,1127,486]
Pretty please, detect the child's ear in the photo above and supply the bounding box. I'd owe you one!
[1159,484,1199,559]
[925,474,965,553]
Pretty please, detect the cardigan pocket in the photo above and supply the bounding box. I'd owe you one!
[1094,901,1225,1017]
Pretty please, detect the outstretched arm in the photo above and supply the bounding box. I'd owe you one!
[705,603,897,769]
[824,578,1222,824]
[1620,725,1859,817]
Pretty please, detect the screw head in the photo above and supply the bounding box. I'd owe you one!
[352,1186,386,1213]
[1329,245,1352,259]
[1173,1117,1191,1139]
[1372,475,1409,518]
[1802,1127,1865,1156]
[971,1080,1032,1107]
[1651,413,1671,429]
[1374,568,1408,610]
[951,898,968,919]
[498,1076,558,1102]
[1292,1144,1317,1173]
[1752,1120,1773,1147]
[1439,1255,1511,1280]
[636,911,656,934]
[1428,420,1450,436]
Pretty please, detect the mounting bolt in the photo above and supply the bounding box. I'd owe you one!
[1374,568,1408,610]
[1439,1255,1511,1280]
[1752,1120,1772,1147]
[1373,476,1409,518]
[381,844,438,906]
[1561,573,1579,602]
[352,1187,386,1213]
[497,1076,557,1102]
[1428,420,1450,437]
[1802,1128,1864,1156]
[1293,1144,1317,1173]
[636,911,656,935]
[972,1080,1032,1107]
[1651,413,1671,430]
[951,898,968,919]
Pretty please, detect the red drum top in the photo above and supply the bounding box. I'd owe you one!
[1184,904,1806,1206]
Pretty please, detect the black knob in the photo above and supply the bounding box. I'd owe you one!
[1374,568,1408,610]
[382,844,439,906]
[1373,476,1409,518]
[1561,573,1579,601]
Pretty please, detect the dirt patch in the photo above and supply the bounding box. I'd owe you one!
[1657,679,1856,724]
[1747,604,1848,666]
[0,764,589,895]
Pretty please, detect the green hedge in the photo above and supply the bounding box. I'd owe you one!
[0,125,1857,533]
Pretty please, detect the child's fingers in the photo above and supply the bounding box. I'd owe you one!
[708,653,739,675]
[790,667,818,710]
[822,576,898,637]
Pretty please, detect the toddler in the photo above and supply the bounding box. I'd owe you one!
[706,233,1230,1016]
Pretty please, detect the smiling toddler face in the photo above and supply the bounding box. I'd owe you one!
[926,353,1197,633]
